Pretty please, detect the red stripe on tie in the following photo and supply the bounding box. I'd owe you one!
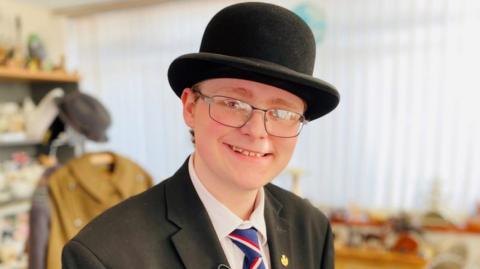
[249,257,261,269]
[229,233,260,251]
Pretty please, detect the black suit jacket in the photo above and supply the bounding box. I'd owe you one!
[62,159,334,269]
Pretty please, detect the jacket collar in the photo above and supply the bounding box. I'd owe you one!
[165,157,292,269]
[165,158,230,269]
[68,152,142,203]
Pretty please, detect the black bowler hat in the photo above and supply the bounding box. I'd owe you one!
[168,2,340,121]
[56,91,111,142]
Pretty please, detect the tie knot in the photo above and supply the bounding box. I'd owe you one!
[228,227,262,259]
[229,227,266,269]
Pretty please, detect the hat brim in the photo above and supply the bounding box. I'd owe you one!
[168,52,340,121]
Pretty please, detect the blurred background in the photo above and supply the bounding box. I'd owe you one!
[0,0,479,268]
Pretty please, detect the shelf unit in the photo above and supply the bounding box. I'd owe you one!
[0,67,80,268]
[0,65,81,162]
[0,66,81,197]
[0,66,80,83]
[0,199,31,218]
[0,67,79,160]
[0,138,42,147]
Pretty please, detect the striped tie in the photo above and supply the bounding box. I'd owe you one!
[228,227,266,269]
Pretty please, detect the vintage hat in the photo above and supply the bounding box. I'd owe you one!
[168,2,340,121]
[56,91,111,142]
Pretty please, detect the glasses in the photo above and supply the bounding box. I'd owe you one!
[192,87,307,138]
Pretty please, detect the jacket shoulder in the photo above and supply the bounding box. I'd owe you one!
[63,178,179,268]
[115,154,155,185]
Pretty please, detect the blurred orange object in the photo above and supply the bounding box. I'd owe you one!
[465,202,480,232]
[391,233,419,254]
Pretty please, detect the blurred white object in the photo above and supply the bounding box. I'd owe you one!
[0,132,26,143]
[0,102,22,134]
[0,103,20,115]
[0,160,45,200]
[428,241,468,269]
[22,97,35,115]
[0,173,6,190]
[0,191,11,203]
[287,167,304,196]
[9,180,35,199]
[25,88,64,140]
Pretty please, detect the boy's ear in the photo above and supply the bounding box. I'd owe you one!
[181,88,196,129]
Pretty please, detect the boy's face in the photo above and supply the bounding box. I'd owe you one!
[182,78,305,193]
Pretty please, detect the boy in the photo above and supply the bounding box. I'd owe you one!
[62,2,339,269]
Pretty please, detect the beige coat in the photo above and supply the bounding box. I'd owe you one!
[47,152,153,269]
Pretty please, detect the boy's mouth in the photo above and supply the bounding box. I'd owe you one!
[226,144,270,158]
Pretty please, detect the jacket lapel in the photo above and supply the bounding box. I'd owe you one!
[68,153,109,203]
[264,186,292,269]
[165,158,230,269]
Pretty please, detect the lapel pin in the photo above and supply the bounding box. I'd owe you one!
[281,254,289,267]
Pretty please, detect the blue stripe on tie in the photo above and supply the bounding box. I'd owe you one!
[229,228,266,269]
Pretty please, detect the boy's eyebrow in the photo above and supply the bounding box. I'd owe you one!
[268,98,301,110]
[222,87,303,111]
[222,87,253,98]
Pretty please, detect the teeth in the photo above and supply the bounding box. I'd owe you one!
[230,145,265,157]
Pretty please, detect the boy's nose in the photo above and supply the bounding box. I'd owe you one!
[239,110,268,138]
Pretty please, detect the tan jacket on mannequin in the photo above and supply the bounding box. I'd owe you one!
[47,152,153,269]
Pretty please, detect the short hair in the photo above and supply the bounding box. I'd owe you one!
[189,129,195,145]
[188,85,202,145]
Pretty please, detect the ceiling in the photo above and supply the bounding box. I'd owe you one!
[13,0,169,17]
[14,0,124,10]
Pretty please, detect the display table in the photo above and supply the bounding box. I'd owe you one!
[335,246,428,269]
[333,220,480,269]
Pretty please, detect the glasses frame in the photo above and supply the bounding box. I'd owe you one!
[192,86,307,138]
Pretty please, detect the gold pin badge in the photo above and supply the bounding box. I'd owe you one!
[281,254,289,267]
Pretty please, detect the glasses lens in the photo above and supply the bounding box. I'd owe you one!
[265,109,303,137]
[209,96,252,127]
[205,94,304,138]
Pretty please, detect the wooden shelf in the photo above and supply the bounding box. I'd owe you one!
[0,66,79,83]
[0,199,31,218]
[0,133,41,147]
[0,261,27,269]
[0,138,41,147]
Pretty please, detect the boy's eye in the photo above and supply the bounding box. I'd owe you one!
[221,99,249,110]
[224,100,241,108]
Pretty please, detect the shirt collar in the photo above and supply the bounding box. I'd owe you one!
[188,155,267,245]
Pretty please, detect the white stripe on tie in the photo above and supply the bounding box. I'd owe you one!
[228,234,262,256]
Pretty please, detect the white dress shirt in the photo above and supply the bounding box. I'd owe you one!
[188,155,271,269]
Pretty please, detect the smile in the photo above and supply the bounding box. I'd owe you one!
[227,144,269,158]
